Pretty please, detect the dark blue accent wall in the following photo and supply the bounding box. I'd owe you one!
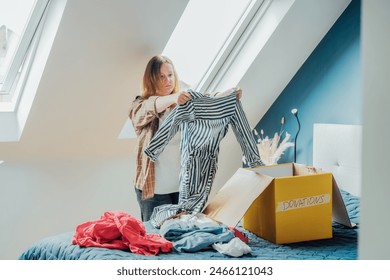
[254,0,361,165]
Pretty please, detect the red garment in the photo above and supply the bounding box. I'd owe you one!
[229,227,249,244]
[72,211,172,256]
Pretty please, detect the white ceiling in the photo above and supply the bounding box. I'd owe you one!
[0,0,188,160]
[0,0,351,161]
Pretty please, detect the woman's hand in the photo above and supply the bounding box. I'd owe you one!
[155,91,191,113]
[214,87,243,99]
[234,87,242,100]
[176,91,192,105]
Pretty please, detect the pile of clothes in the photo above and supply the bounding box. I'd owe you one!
[72,211,251,257]
[160,212,251,257]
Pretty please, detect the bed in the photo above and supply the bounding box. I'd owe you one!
[18,123,361,260]
[18,188,358,260]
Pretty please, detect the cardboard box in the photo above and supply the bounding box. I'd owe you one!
[243,163,332,244]
[203,163,353,244]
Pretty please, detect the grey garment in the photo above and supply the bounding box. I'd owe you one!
[134,188,179,222]
[160,218,234,253]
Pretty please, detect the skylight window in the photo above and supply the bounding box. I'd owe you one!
[0,0,65,142]
[162,0,264,92]
[119,0,266,139]
[0,0,49,104]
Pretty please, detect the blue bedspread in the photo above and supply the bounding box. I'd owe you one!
[18,190,359,260]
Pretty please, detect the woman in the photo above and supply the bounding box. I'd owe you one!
[129,55,241,221]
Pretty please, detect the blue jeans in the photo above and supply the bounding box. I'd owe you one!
[135,188,179,222]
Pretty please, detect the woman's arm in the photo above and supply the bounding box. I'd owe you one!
[129,96,161,132]
[155,91,191,113]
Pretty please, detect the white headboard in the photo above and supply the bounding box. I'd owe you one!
[313,123,362,197]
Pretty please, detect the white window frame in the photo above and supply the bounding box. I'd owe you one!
[196,0,266,92]
[0,0,50,96]
[0,0,65,142]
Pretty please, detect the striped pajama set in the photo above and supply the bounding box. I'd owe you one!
[144,90,262,228]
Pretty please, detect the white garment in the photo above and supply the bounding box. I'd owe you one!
[212,237,252,257]
[178,212,221,226]
[154,109,181,194]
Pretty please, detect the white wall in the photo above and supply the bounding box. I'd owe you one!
[0,156,139,259]
[359,0,390,259]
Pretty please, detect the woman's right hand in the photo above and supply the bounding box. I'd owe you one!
[176,91,192,105]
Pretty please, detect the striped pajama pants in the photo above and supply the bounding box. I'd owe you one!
[144,90,262,228]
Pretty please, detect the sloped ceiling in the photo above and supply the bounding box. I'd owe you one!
[0,0,188,160]
[0,0,350,162]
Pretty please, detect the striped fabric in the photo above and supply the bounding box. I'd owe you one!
[144,90,262,228]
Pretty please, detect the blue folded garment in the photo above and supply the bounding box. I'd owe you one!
[160,218,234,253]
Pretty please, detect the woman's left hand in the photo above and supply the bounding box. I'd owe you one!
[234,87,242,100]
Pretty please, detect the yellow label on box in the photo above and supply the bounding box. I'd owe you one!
[276,194,331,212]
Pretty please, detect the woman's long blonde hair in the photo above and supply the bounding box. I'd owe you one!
[141,55,180,98]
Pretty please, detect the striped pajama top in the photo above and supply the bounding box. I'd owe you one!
[144,90,262,228]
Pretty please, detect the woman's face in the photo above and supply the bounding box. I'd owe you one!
[157,63,175,96]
